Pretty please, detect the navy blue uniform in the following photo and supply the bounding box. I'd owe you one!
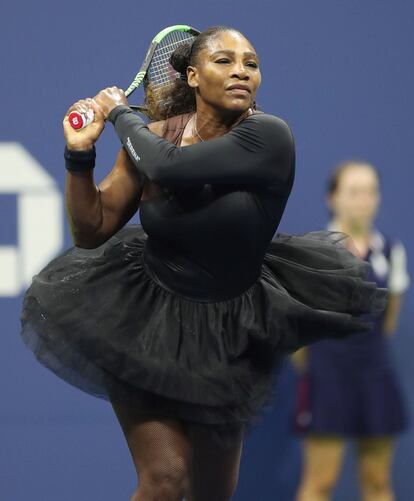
[295,230,409,436]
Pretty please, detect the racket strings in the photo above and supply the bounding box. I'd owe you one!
[148,31,197,90]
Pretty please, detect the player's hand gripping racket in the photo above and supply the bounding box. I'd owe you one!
[69,24,200,130]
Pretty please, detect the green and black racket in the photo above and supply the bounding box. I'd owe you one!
[69,24,200,129]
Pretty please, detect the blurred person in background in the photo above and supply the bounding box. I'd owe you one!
[293,160,410,501]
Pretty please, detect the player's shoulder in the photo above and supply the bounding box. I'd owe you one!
[251,111,290,125]
[148,120,166,137]
[246,111,293,137]
[149,112,193,138]
[245,112,294,153]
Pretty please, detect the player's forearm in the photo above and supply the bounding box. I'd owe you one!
[65,171,105,248]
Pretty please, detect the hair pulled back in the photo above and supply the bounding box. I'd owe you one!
[145,26,244,121]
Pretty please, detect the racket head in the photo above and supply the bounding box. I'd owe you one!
[126,25,200,116]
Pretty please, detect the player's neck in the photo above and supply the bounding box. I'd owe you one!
[193,105,251,141]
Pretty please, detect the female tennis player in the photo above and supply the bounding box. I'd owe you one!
[22,27,386,501]
[293,161,409,501]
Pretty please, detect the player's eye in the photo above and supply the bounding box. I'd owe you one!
[215,58,231,64]
[246,61,258,68]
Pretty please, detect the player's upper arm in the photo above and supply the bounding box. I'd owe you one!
[251,114,295,182]
[91,147,143,240]
[97,120,166,217]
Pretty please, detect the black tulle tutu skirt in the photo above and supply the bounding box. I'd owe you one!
[21,226,386,442]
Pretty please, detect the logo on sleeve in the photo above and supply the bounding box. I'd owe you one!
[126,137,141,162]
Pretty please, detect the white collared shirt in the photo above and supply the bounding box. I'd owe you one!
[327,224,410,295]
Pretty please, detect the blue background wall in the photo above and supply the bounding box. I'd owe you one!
[1,1,413,499]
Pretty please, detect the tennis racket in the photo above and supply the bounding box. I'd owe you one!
[69,24,200,130]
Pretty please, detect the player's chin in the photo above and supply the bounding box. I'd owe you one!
[222,97,253,113]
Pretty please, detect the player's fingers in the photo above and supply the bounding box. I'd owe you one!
[65,99,92,117]
[112,86,126,98]
[90,99,105,121]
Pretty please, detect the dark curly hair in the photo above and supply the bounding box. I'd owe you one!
[144,26,249,121]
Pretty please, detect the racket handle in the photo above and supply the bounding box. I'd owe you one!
[68,109,95,130]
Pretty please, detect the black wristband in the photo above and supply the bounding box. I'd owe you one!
[64,145,96,172]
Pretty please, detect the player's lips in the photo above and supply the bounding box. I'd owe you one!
[226,84,251,93]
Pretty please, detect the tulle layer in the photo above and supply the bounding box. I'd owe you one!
[21,226,386,430]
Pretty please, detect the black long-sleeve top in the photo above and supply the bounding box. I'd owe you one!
[108,106,295,301]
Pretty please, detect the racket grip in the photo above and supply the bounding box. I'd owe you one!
[68,109,95,130]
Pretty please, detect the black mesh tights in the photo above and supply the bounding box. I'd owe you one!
[111,400,243,501]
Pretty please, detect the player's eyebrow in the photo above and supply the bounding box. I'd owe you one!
[211,50,259,60]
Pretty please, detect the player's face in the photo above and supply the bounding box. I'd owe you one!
[188,31,261,114]
[329,165,380,227]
